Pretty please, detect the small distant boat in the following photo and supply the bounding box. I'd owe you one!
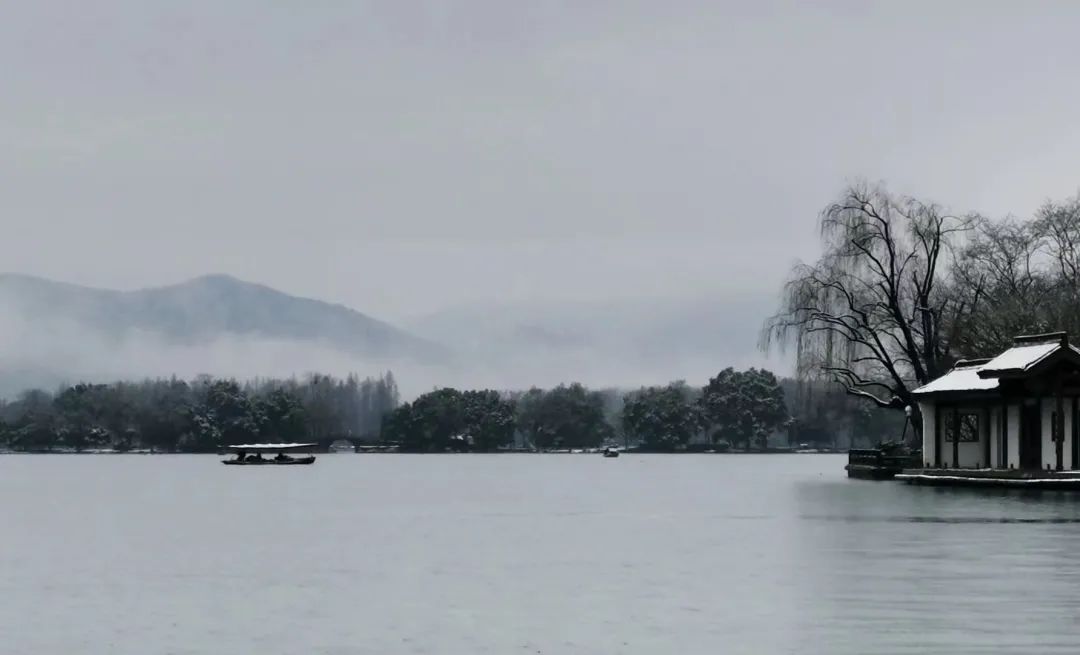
[222,442,317,466]
[602,447,620,458]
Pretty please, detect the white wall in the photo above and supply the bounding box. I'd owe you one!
[1006,404,1020,469]
[989,407,1001,468]
[1065,398,1074,470]
[920,401,936,467]
[1032,399,1075,471]
[930,404,989,469]
[1037,397,1076,470]
[956,440,983,468]
[920,399,1080,470]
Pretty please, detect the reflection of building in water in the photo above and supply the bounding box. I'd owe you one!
[914,332,1080,471]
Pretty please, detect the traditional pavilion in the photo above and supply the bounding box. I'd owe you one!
[913,332,1080,472]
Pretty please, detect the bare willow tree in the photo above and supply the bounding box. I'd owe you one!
[949,194,1080,355]
[1034,195,1080,331]
[948,216,1048,356]
[763,183,973,432]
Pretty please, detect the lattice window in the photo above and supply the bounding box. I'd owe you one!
[943,411,980,443]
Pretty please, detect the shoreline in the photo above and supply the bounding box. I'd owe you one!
[0,448,847,456]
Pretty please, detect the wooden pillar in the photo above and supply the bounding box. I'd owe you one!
[933,404,941,467]
[1057,376,1065,471]
[1001,403,1008,468]
[952,406,960,469]
[983,405,991,469]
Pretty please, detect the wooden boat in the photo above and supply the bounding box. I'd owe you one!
[223,456,316,466]
[222,442,318,466]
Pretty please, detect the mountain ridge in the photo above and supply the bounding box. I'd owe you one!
[0,272,445,362]
[0,273,784,399]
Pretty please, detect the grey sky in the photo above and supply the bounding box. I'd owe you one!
[4,1,1080,323]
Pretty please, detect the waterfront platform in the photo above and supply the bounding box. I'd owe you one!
[846,448,921,479]
[897,468,1080,490]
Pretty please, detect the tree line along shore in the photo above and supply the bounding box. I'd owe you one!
[0,367,899,454]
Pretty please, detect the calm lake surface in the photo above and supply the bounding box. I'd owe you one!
[4,454,1080,654]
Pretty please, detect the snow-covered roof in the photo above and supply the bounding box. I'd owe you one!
[915,333,1080,396]
[913,362,999,395]
[978,342,1063,376]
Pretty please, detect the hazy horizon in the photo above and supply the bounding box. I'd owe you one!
[0,271,783,398]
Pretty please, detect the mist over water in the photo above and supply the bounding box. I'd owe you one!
[4,454,1080,654]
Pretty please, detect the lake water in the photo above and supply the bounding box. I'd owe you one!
[3,454,1080,654]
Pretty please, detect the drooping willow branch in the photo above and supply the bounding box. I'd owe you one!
[762,182,970,418]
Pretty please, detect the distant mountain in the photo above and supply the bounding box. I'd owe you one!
[0,273,443,359]
[0,274,446,396]
[0,273,789,399]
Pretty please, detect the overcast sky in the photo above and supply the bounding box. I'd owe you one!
[4,1,1080,322]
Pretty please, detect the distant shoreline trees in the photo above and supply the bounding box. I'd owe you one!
[0,367,899,454]
[621,382,701,452]
[701,369,787,451]
[0,373,399,453]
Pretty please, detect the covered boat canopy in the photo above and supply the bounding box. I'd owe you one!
[226,442,317,453]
